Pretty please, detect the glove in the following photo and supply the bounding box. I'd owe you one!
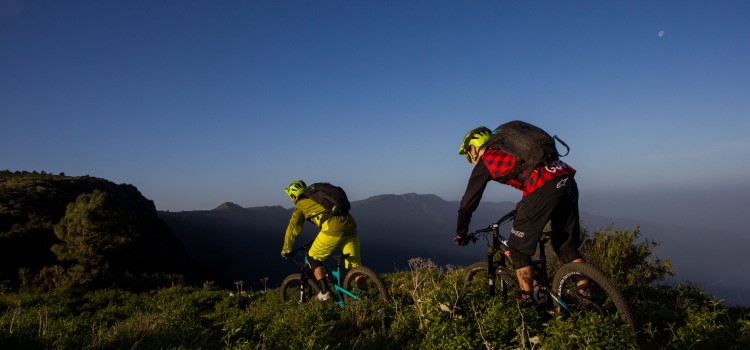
[453,233,469,246]
[281,251,294,259]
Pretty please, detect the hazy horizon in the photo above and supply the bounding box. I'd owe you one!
[163,183,749,236]
[3,1,748,238]
[158,190,750,306]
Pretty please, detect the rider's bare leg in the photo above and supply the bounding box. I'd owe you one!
[515,266,534,294]
[313,266,325,280]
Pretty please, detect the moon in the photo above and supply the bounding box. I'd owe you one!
[658,30,665,38]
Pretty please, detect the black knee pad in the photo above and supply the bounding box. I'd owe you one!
[509,247,532,269]
[308,256,322,271]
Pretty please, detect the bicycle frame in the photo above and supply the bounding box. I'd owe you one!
[470,210,573,312]
[467,210,636,332]
[470,210,515,298]
[294,250,361,307]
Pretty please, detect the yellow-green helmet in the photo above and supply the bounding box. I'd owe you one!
[458,126,492,155]
[284,180,307,199]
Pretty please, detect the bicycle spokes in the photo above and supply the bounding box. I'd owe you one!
[560,284,606,313]
[553,266,634,331]
[342,266,389,303]
[348,279,373,299]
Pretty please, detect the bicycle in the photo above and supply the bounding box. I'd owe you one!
[463,210,636,331]
[279,242,389,307]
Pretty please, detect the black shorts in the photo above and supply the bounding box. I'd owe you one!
[508,176,582,263]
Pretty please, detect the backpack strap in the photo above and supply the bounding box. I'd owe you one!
[494,155,527,184]
[296,193,325,222]
[553,135,570,157]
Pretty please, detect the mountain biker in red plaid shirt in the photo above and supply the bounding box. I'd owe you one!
[455,125,587,302]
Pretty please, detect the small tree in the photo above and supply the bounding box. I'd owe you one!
[50,190,139,288]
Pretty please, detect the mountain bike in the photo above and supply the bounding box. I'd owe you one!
[279,242,388,307]
[464,210,636,331]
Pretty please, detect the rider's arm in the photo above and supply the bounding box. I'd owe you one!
[456,163,492,236]
[281,203,307,254]
[281,198,327,253]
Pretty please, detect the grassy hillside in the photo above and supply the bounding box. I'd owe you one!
[2,214,749,349]
[1,263,748,350]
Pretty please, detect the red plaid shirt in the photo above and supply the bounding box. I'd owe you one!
[481,148,575,196]
[456,148,576,235]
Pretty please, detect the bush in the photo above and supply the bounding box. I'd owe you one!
[580,225,673,289]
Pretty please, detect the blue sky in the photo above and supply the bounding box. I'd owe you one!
[2,1,749,229]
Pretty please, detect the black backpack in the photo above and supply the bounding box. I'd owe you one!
[485,120,570,182]
[300,182,351,223]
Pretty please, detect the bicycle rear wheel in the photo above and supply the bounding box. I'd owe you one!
[342,266,389,302]
[464,261,518,298]
[279,273,322,303]
[551,262,635,332]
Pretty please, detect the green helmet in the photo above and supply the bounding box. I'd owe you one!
[284,180,307,199]
[458,126,492,155]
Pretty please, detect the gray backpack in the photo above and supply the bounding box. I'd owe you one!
[300,183,351,223]
[485,120,570,182]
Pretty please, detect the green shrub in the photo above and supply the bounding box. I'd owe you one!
[580,225,673,289]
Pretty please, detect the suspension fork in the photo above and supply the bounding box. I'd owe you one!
[299,265,312,303]
[487,223,505,297]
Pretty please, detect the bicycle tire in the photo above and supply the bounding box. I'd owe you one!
[464,261,519,297]
[342,266,389,303]
[279,273,322,303]
[551,262,636,332]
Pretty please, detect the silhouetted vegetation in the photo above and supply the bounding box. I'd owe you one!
[0,171,214,293]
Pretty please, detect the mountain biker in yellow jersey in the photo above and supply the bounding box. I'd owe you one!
[281,180,364,301]
[454,126,589,303]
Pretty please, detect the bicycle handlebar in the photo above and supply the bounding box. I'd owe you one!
[291,241,314,254]
[285,240,315,265]
[495,209,517,226]
[466,209,517,244]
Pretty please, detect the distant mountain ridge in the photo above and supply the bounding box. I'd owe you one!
[159,193,512,292]
[160,193,749,306]
[213,202,244,211]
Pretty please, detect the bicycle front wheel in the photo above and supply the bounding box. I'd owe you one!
[342,266,389,303]
[464,261,519,298]
[551,262,635,331]
[279,273,321,303]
